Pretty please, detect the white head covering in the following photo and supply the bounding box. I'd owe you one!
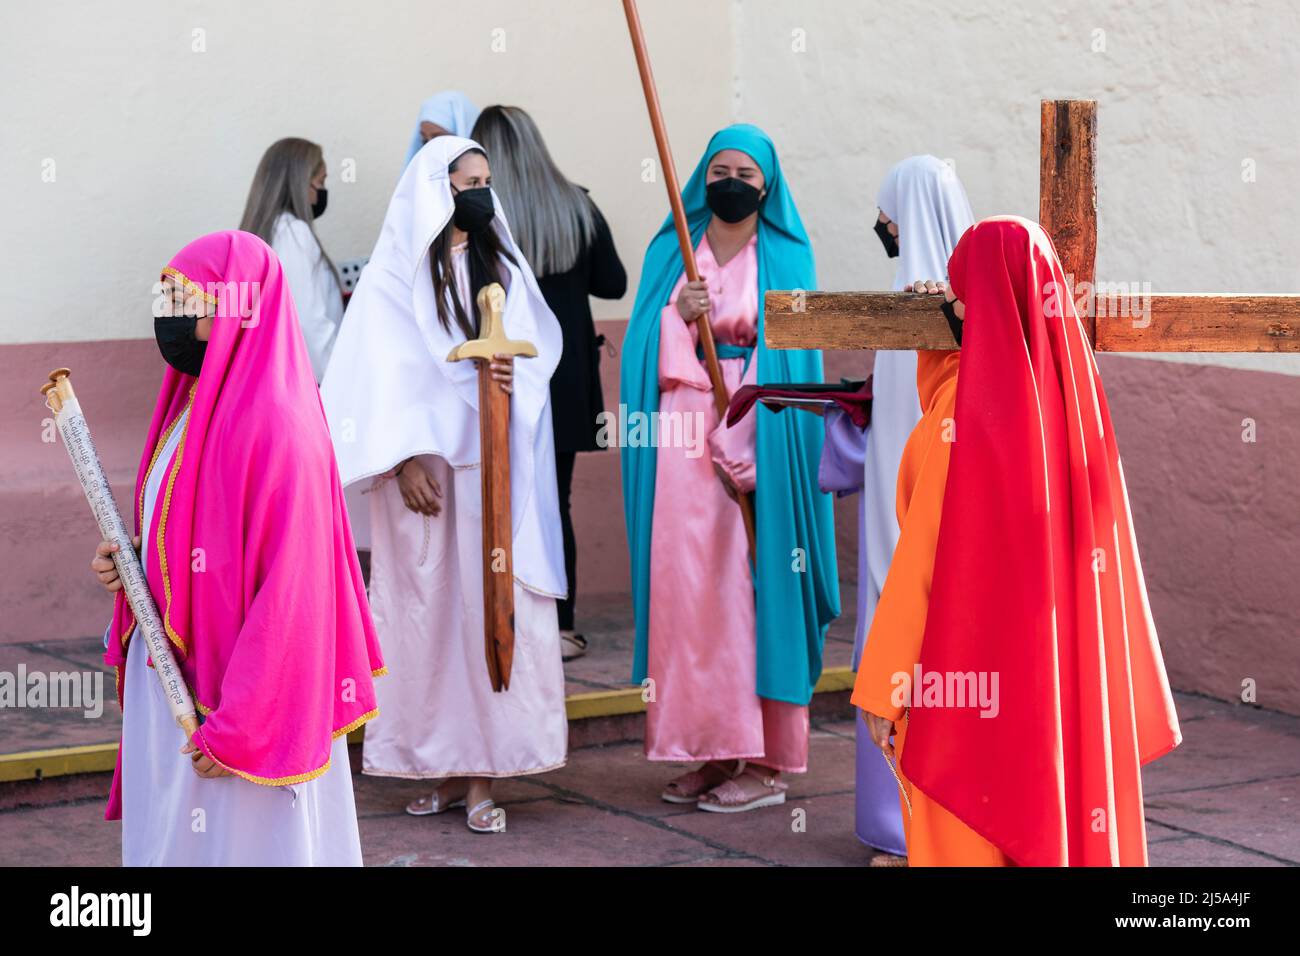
[322,135,565,596]
[875,154,974,291]
[856,155,974,666]
[405,92,480,166]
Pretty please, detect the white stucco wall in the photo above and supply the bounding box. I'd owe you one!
[3,1,1297,374]
[0,0,734,344]
[734,0,1300,374]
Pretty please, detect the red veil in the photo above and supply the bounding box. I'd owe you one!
[901,217,1181,865]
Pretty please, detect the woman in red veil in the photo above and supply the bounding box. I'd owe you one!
[852,216,1181,866]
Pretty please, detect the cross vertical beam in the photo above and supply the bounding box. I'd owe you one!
[1039,99,1098,343]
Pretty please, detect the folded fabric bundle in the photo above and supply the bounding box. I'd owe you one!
[726,377,873,428]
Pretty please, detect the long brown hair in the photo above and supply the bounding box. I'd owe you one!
[238,137,338,281]
[430,148,517,339]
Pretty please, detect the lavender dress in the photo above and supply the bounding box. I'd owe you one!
[819,408,907,855]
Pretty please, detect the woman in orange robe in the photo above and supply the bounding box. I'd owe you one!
[852,217,1182,867]
[850,346,1008,866]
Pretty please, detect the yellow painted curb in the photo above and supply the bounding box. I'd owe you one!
[0,742,119,783]
[0,667,854,784]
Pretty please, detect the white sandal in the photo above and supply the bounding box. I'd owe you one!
[405,784,467,817]
[466,798,501,834]
[560,631,588,661]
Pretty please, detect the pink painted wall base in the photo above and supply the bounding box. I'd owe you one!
[2,332,1295,715]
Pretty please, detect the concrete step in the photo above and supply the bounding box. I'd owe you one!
[0,592,859,806]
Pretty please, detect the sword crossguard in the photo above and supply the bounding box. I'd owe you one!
[446,283,538,363]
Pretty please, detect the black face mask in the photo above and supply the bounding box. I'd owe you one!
[706,177,763,223]
[940,298,963,347]
[155,314,208,377]
[311,186,328,219]
[452,186,495,233]
[874,218,899,258]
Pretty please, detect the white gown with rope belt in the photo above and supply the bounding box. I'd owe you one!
[359,245,568,779]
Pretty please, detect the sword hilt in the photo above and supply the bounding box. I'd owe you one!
[446,283,538,363]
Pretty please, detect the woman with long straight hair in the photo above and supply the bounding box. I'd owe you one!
[472,105,626,662]
[321,137,568,834]
[239,137,343,382]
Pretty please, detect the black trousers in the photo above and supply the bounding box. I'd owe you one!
[555,450,577,632]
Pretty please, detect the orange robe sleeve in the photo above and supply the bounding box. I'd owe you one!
[850,352,958,723]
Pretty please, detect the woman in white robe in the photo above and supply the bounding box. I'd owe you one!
[116,402,360,867]
[238,137,344,383]
[90,244,379,867]
[843,155,974,861]
[321,136,568,833]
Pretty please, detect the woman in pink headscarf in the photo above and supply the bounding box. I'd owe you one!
[88,230,385,866]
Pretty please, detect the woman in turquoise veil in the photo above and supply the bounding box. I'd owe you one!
[620,124,839,811]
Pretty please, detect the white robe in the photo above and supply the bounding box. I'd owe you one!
[321,136,569,780]
[271,212,344,384]
[362,452,568,778]
[860,156,974,660]
[120,408,362,867]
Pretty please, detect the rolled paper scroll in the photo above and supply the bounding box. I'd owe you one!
[41,368,199,735]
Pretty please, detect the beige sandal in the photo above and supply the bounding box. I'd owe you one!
[661,760,741,804]
[697,765,788,813]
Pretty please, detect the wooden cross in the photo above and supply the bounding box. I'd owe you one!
[766,99,1300,354]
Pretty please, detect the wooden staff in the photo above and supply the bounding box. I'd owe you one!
[622,0,757,560]
[447,283,536,692]
[40,368,199,736]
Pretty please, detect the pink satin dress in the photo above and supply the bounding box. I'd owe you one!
[644,234,809,772]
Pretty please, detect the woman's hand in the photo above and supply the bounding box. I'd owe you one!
[181,740,232,778]
[489,353,514,394]
[862,710,897,758]
[397,458,443,516]
[675,279,710,323]
[90,538,139,593]
[911,278,956,303]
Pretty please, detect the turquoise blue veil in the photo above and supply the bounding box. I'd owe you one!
[620,124,840,705]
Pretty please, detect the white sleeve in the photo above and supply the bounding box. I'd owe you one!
[271,217,339,383]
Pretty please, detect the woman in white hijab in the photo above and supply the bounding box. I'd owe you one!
[404,91,480,167]
[321,136,567,833]
[820,154,973,862]
[868,155,973,622]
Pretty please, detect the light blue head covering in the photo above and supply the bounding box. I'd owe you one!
[404,92,480,166]
[620,123,840,706]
